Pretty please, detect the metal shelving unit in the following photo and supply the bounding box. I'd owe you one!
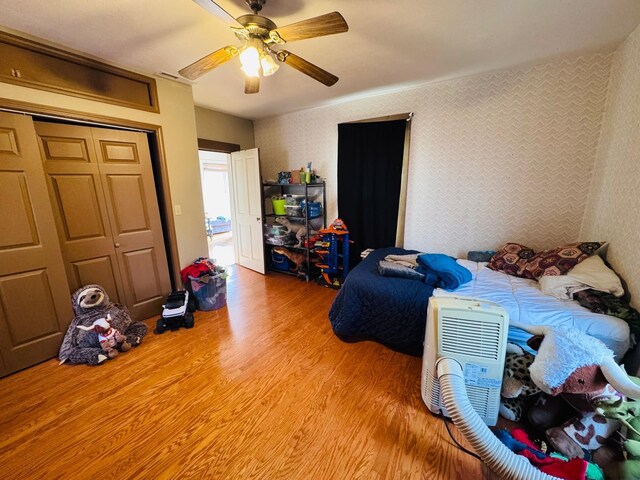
[262,181,326,281]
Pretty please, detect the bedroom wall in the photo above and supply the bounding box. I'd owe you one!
[254,53,613,257]
[0,77,208,269]
[582,23,640,306]
[194,106,255,150]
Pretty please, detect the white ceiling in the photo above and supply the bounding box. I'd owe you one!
[1,0,640,120]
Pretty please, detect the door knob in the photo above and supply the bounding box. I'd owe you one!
[114,242,121,248]
[256,217,260,222]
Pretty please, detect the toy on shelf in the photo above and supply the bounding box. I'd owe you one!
[273,246,309,275]
[315,218,351,288]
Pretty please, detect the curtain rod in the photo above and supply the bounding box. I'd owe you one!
[341,112,414,124]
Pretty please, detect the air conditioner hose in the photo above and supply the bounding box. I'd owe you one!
[436,358,560,480]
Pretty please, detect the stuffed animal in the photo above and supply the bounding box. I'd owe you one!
[274,217,317,247]
[499,343,541,421]
[545,387,621,461]
[597,399,640,480]
[273,246,307,273]
[511,322,640,464]
[76,314,131,359]
[59,284,147,365]
[510,323,640,400]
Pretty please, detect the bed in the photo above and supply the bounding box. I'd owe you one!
[329,248,631,359]
[329,247,434,356]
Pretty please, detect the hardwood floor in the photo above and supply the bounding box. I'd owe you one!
[0,266,498,480]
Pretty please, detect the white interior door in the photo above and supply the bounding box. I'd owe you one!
[229,148,265,274]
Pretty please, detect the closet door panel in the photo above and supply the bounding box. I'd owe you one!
[35,122,125,305]
[0,112,73,376]
[70,256,121,302]
[106,174,151,234]
[92,127,170,320]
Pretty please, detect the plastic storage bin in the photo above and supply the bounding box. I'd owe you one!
[301,200,322,219]
[284,194,305,205]
[271,251,290,271]
[188,270,227,311]
[285,205,303,216]
[272,197,286,215]
[265,233,294,245]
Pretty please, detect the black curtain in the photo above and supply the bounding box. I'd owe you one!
[337,120,406,262]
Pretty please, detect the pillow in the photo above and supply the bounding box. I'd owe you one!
[519,242,604,280]
[487,243,536,277]
[538,275,590,300]
[567,254,624,298]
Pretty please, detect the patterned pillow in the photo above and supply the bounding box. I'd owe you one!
[487,243,536,277]
[519,242,604,280]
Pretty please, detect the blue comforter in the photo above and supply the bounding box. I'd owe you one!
[328,247,435,356]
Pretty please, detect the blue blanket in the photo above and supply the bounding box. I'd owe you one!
[329,247,434,356]
[417,253,472,290]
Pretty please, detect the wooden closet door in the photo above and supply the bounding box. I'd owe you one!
[0,112,73,376]
[35,122,126,305]
[91,127,171,320]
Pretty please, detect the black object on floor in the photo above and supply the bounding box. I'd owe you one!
[156,290,196,334]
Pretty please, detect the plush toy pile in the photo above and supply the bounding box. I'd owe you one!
[59,284,147,365]
[496,323,640,480]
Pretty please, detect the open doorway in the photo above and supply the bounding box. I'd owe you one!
[199,150,235,267]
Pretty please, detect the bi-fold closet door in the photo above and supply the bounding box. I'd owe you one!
[35,122,171,322]
[0,111,171,377]
[0,112,75,377]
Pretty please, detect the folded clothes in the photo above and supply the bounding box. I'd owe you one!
[416,253,472,290]
[383,253,422,268]
[378,260,425,281]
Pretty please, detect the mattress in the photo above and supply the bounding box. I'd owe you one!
[433,260,630,359]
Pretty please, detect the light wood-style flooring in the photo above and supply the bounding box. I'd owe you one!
[0,266,498,479]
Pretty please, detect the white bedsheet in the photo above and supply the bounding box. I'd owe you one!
[433,260,630,358]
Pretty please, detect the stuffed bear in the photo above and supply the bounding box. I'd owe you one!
[59,284,147,365]
[499,343,541,421]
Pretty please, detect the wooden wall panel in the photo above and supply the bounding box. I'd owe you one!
[0,32,159,113]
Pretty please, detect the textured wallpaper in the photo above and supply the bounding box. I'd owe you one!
[255,53,612,257]
[582,24,640,305]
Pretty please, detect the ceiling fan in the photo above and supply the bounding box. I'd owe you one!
[180,0,349,94]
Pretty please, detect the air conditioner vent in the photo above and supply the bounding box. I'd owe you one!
[440,315,502,360]
[424,368,441,408]
[466,385,490,417]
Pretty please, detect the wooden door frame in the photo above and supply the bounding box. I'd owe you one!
[197,138,241,265]
[0,97,182,289]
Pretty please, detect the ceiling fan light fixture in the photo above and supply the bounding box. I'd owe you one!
[261,53,279,76]
[239,45,261,77]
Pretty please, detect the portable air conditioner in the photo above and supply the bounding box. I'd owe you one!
[421,296,509,426]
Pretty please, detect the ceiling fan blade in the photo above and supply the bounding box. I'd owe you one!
[192,0,246,29]
[179,46,239,80]
[269,12,348,43]
[245,75,260,94]
[276,51,338,86]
